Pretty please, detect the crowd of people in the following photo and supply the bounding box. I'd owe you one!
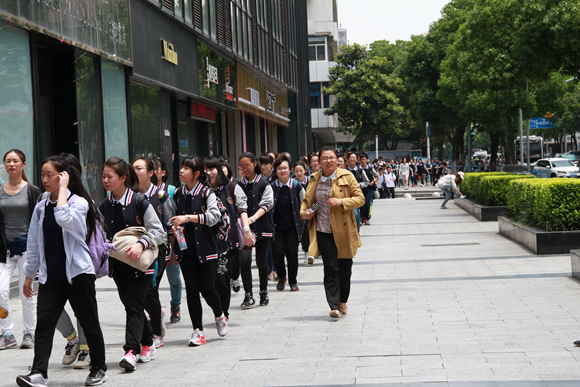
[0,147,370,387]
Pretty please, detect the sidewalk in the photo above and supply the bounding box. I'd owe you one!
[2,198,580,386]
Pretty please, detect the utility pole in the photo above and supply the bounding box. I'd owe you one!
[519,108,524,165]
[467,122,472,172]
[375,135,378,160]
[526,80,530,172]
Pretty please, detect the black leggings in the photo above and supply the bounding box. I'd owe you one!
[216,249,239,319]
[180,257,222,331]
[240,238,271,294]
[317,232,353,311]
[272,228,299,284]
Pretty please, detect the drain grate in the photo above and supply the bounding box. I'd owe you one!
[421,242,480,247]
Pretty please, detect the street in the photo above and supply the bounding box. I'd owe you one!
[2,197,580,386]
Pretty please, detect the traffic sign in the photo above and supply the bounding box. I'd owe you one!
[530,118,555,129]
[544,112,553,118]
[427,126,431,137]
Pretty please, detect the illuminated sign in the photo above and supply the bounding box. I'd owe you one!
[223,65,234,101]
[161,39,178,65]
[188,101,216,121]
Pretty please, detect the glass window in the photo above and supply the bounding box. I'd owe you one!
[310,83,321,108]
[130,83,161,158]
[308,45,316,61]
[102,61,129,162]
[317,46,325,61]
[209,0,217,39]
[0,22,34,183]
[202,0,209,35]
[184,0,192,24]
[75,54,105,202]
[231,2,237,52]
[322,82,330,108]
[174,0,182,18]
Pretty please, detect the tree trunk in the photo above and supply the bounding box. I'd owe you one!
[437,138,445,160]
[506,114,516,164]
[451,124,466,164]
[490,134,499,167]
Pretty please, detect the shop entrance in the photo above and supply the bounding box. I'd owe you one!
[176,101,213,163]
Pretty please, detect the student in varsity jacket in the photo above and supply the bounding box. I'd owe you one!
[133,157,176,349]
[204,156,253,320]
[169,156,228,347]
[237,152,274,309]
[99,157,165,372]
[270,156,305,292]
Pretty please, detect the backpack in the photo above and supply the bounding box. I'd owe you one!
[203,187,231,255]
[37,194,113,279]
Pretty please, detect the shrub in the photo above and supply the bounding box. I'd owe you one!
[506,178,580,231]
[479,174,536,206]
[462,172,507,203]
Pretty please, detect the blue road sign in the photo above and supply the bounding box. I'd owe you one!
[427,127,431,137]
[530,118,555,129]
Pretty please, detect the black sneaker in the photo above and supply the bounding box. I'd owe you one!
[16,369,47,387]
[232,279,241,293]
[276,277,286,291]
[170,306,181,323]
[259,290,269,306]
[241,292,255,309]
[85,368,107,386]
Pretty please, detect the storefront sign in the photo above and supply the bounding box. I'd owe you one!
[0,0,132,65]
[161,40,178,65]
[266,90,276,113]
[197,43,235,108]
[204,57,219,88]
[188,101,216,122]
[224,65,234,101]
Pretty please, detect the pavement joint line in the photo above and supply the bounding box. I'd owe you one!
[421,243,481,247]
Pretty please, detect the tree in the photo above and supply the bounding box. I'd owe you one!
[324,44,406,150]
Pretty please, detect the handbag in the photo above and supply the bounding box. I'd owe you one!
[373,190,380,199]
[109,226,158,272]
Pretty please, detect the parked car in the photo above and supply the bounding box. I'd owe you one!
[533,158,579,178]
[500,164,532,175]
[557,152,580,166]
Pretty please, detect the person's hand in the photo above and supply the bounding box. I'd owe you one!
[301,210,315,220]
[58,171,70,189]
[23,277,34,298]
[125,243,144,261]
[327,198,343,207]
[243,230,255,247]
[170,215,188,230]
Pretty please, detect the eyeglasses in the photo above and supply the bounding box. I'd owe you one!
[276,167,289,171]
[321,157,337,162]
[240,164,254,169]
[134,167,147,172]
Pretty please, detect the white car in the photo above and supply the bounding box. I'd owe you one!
[533,158,579,178]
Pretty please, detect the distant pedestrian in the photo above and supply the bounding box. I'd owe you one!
[384,166,396,199]
[436,171,465,209]
[399,159,410,190]
[300,146,365,319]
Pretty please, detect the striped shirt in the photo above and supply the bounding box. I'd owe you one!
[314,178,332,233]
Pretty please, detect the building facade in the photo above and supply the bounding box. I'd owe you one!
[0,0,311,194]
[306,0,354,150]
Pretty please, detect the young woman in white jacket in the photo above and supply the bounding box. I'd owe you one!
[17,155,107,387]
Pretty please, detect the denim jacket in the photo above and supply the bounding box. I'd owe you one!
[23,191,94,284]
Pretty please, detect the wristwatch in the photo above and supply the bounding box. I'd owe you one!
[186,214,191,223]
[243,227,251,232]
[250,216,255,224]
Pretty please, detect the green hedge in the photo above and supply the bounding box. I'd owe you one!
[479,174,536,206]
[462,172,507,202]
[506,179,546,224]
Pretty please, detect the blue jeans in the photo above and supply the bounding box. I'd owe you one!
[361,189,374,220]
[166,261,182,307]
[440,184,456,207]
[353,207,361,233]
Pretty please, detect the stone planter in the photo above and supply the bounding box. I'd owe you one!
[454,198,508,221]
[498,216,580,255]
[572,250,580,280]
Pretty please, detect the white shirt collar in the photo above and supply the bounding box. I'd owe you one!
[278,178,292,188]
[184,182,202,196]
[47,189,72,205]
[145,183,157,198]
[320,170,337,182]
[111,188,132,205]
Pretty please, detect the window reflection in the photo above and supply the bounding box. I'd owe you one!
[130,83,161,158]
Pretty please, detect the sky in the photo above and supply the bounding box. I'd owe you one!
[336,0,452,46]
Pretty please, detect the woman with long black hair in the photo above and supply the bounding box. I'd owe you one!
[237,152,274,308]
[133,157,176,348]
[271,157,305,291]
[99,157,165,372]
[17,155,107,386]
[170,157,227,346]
[204,156,253,319]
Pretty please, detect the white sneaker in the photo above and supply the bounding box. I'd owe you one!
[16,370,47,387]
[459,195,466,199]
[119,350,137,371]
[20,333,35,349]
[62,342,80,365]
[74,351,91,369]
[188,329,206,346]
[216,314,228,337]
[153,335,164,348]
[138,345,156,363]
[440,205,448,209]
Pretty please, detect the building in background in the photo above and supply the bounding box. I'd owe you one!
[307,0,354,150]
[0,0,311,191]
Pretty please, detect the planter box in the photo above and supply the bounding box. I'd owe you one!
[454,198,508,221]
[499,216,580,255]
[572,250,580,280]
